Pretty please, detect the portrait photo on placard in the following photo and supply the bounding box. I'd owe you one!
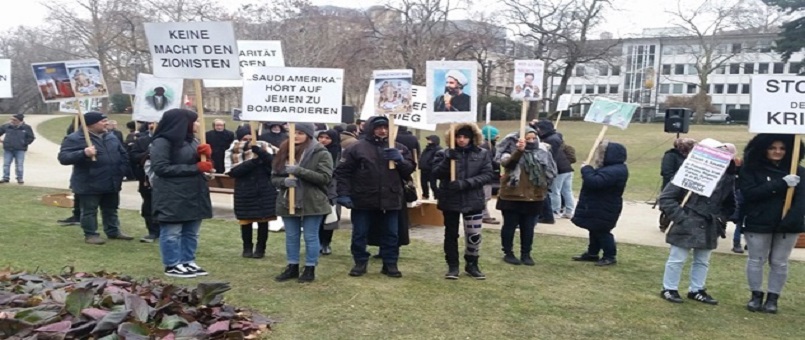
[65,60,108,98]
[431,68,473,113]
[32,62,74,101]
[374,77,412,115]
[511,60,544,101]
[133,73,183,122]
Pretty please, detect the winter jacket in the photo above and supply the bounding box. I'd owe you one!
[149,137,213,223]
[660,174,735,250]
[571,141,629,231]
[206,127,236,173]
[660,148,686,188]
[271,142,333,217]
[58,131,128,195]
[340,132,359,150]
[418,135,442,171]
[738,163,805,234]
[497,148,554,202]
[335,116,415,211]
[0,123,35,151]
[258,122,288,148]
[431,123,494,213]
[536,121,573,174]
[129,132,153,193]
[395,129,421,157]
[227,141,278,220]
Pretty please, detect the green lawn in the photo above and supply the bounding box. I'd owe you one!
[2,186,804,339]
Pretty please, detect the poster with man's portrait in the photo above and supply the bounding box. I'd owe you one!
[373,69,413,116]
[426,60,477,124]
[511,60,544,101]
[133,73,184,122]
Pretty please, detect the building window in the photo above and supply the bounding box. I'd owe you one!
[742,84,750,94]
[574,86,582,94]
[774,63,785,74]
[598,85,607,94]
[731,43,743,53]
[744,63,755,74]
[598,65,608,76]
[660,84,670,94]
[687,84,697,94]
[790,63,801,74]
[672,84,684,94]
[609,85,619,94]
[714,66,726,74]
[662,64,672,75]
[686,64,698,75]
[727,84,739,94]
[729,63,741,74]
[758,63,769,74]
[674,64,685,75]
[725,104,737,113]
[575,65,586,77]
[758,40,772,53]
[612,65,621,76]
[585,85,594,94]
[714,84,725,94]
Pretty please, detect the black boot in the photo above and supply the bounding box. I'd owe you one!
[520,253,535,266]
[503,252,521,265]
[381,263,402,278]
[349,262,368,277]
[240,224,253,258]
[253,222,268,259]
[763,293,779,314]
[465,262,486,280]
[320,243,332,255]
[298,266,316,283]
[274,264,299,282]
[747,291,764,312]
[445,265,460,280]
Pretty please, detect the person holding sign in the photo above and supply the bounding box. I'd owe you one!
[738,134,805,314]
[271,123,333,283]
[570,140,628,267]
[335,116,415,278]
[431,123,494,280]
[657,142,736,305]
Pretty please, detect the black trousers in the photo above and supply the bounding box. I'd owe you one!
[420,170,439,199]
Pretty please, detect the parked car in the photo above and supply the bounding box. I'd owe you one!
[703,112,733,123]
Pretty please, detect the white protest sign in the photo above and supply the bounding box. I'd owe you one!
[0,59,11,98]
[204,40,285,87]
[671,143,733,197]
[362,81,436,131]
[426,60,478,124]
[749,75,805,134]
[58,98,103,114]
[557,93,573,111]
[133,73,184,122]
[511,60,544,101]
[120,81,136,95]
[31,59,108,103]
[371,69,413,116]
[144,21,240,79]
[241,66,344,123]
[584,97,639,129]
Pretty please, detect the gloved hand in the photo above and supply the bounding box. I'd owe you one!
[444,149,460,160]
[197,144,212,158]
[447,180,467,190]
[196,161,213,173]
[783,174,800,187]
[251,145,271,163]
[283,177,298,188]
[336,196,353,209]
[285,164,301,175]
[383,148,403,162]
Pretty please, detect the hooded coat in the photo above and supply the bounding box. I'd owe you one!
[205,123,236,173]
[571,140,629,231]
[418,135,442,171]
[258,122,288,148]
[536,120,573,174]
[395,127,421,157]
[226,140,277,220]
[431,123,494,213]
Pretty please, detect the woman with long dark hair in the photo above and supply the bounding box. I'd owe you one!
[316,129,341,255]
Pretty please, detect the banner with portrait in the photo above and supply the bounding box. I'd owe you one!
[425,60,477,124]
[133,73,184,122]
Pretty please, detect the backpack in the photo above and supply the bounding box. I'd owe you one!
[560,143,577,164]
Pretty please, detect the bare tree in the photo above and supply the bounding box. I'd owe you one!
[455,12,511,106]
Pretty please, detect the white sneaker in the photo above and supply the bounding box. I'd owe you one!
[184,262,208,276]
[562,213,574,219]
[165,264,196,278]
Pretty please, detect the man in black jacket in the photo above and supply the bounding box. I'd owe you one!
[395,126,420,158]
[335,116,415,278]
[0,114,35,184]
[129,122,159,243]
[419,135,442,199]
[431,123,493,279]
[205,119,235,173]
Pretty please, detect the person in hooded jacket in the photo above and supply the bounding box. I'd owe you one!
[658,138,697,232]
[738,134,805,314]
[496,127,557,266]
[205,119,235,173]
[536,120,575,219]
[340,124,360,150]
[658,141,736,305]
[316,129,341,255]
[271,123,333,283]
[225,125,278,259]
[431,123,494,279]
[149,109,213,278]
[419,135,442,200]
[129,122,159,243]
[570,140,629,266]
[335,116,415,278]
[395,126,421,158]
[259,122,289,148]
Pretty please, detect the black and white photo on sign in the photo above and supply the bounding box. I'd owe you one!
[372,69,413,116]
[0,59,11,98]
[749,74,805,134]
[362,81,436,131]
[232,108,243,121]
[204,40,285,88]
[510,60,545,101]
[120,81,136,95]
[425,60,478,124]
[133,73,184,122]
[144,21,240,80]
[241,66,344,124]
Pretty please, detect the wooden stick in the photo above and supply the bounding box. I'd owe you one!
[554,111,562,129]
[450,123,456,181]
[413,152,421,198]
[73,114,79,132]
[249,121,256,140]
[665,191,692,234]
[783,135,802,217]
[129,94,134,114]
[258,122,264,137]
[288,123,296,215]
[389,115,397,169]
[585,125,609,165]
[519,101,529,140]
[75,104,96,161]
[193,79,207,162]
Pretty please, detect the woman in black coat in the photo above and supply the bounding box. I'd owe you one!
[205,119,235,174]
[226,125,278,259]
[571,140,629,266]
[658,138,696,232]
[316,129,341,255]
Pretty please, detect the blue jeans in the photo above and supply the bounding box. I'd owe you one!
[159,220,201,267]
[351,209,399,264]
[733,220,743,246]
[283,215,324,266]
[2,149,25,181]
[662,245,712,292]
[550,172,575,215]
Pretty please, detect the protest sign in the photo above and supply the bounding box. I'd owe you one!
[671,142,733,197]
[749,75,805,134]
[0,59,11,98]
[31,59,108,103]
[584,97,638,130]
[204,40,285,87]
[241,66,344,124]
[144,21,240,80]
[371,69,413,116]
[510,60,544,101]
[426,60,477,124]
[133,73,184,122]
[58,98,103,114]
[362,81,435,131]
[557,93,573,111]
[120,81,136,95]
[232,108,242,121]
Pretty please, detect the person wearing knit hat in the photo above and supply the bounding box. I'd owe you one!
[658,137,698,232]
[0,113,36,184]
[295,123,316,140]
[83,111,108,127]
[434,69,472,112]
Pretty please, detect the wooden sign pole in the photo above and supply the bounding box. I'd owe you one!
[249,121,256,141]
[389,115,397,169]
[75,105,96,161]
[193,79,207,162]
[783,135,801,216]
[413,152,422,198]
[585,126,609,165]
[665,191,692,234]
[554,111,562,129]
[519,101,529,140]
[288,123,296,215]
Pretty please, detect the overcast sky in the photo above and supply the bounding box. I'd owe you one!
[0,0,756,38]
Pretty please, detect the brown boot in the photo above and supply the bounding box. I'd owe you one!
[85,236,106,245]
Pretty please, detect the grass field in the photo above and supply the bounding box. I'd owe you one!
[2,185,805,339]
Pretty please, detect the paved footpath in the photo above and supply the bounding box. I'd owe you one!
[13,114,805,261]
